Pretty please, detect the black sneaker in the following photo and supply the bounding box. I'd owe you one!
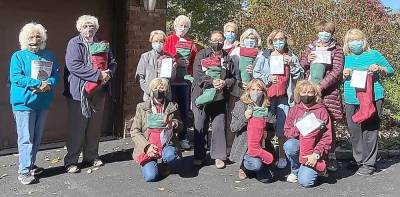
[356,165,375,176]
[18,173,36,185]
[31,165,44,176]
[346,160,361,170]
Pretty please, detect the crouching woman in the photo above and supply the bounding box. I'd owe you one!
[130,78,183,182]
[283,80,333,187]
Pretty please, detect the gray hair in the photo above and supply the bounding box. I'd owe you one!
[223,22,238,33]
[173,15,191,29]
[76,15,99,32]
[149,30,166,42]
[19,22,47,50]
[240,28,262,47]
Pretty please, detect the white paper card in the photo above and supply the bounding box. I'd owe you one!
[295,113,322,137]
[160,128,173,146]
[312,51,332,64]
[31,60,53,80]
[159,58,173,78]
[350,70,368,89]
[269,55,285,74]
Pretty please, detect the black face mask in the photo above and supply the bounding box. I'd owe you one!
[210,42,224,52]
[300,95,315,104]
[153,90,165,100]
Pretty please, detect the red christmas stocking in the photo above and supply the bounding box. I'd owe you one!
[352,74,376,124]
[247,117,274,165]
[267,66,290,98]
[299,132,327,172]
[135,128,163,166]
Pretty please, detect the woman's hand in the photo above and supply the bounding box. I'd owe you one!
[302,153,318,167]
[308,52,316,63]
[245,109,253,120]
[213,79,225,90]
[369,64,380,72]
[177,57,189,68]
[268,75,278,84]
[284,55,293,66]
[246,64,253,74]
[343,68,352,78]
[146,144,159,158]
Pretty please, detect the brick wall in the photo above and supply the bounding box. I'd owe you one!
[123,0,167,132]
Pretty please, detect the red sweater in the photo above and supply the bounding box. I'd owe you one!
[284,103,333,159]
[163,33,198,75]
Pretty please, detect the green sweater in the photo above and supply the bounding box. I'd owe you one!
[343,49,394,104]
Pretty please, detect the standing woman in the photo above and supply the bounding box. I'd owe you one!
[136,30,173,101]
[10,22,60,184]
[192,31,237,168]
[163,15,198,149]
[64,15,117,173]
[300,21,344,171]
[342,29,394,176]
[223,22,240,54]
[253,30,304,169]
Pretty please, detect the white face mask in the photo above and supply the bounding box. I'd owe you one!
[175,27,189,36]
[80,23,97,41]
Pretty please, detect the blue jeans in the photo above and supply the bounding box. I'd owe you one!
[270,96,289,137]
[171,84,190,140]
[141,145,177,182]
[284,139,318,187]
[243,152,274,183]
[13,110,48,174]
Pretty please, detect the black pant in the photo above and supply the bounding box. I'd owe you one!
[345,100,382,168]
[193,100,227,160]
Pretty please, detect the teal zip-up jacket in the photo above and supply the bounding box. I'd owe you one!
[343,49,394,104]
[9,49,60,110]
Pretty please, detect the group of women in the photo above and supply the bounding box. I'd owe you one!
[9,13,394,188]
[133,15,394,187]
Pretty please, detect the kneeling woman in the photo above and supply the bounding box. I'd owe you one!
[131,78,183,182]
[283,80,333,187]
[229,79,274,183]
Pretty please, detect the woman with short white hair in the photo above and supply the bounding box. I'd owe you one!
[163,15,198,149]
[10,22,60,184]
[223,22,240,54]
[64,15,117,173]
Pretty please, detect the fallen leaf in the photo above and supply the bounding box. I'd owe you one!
[51,157,60,164]
[87,169,92,174]
[157,187,165,191]
[234,180,241,183]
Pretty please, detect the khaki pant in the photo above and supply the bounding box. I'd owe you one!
[64,91,106,166]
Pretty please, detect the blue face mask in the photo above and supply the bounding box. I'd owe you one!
[250,91,263,103]
[273,40,286,50]
[318,31,332,43]
[348,40,364,55]
[243,39,256,48]
[152,42,164,52]
[224,32,236,42]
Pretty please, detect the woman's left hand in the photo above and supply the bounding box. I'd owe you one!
[369,64,380,72]
[284,55,292,66]
[213,79,225,90]
[302,153,318,167]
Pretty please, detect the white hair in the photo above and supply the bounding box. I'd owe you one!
[149,30,166,42]
[19,22,47,50]
[223,22,238,33]
[240,28,262,47]
[76,15,99,32]
[173,15,191,29]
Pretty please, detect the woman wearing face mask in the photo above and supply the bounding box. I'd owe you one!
[192,31,238,169]
[284,80,333,187]
[9,22,60,185]
[163,15,198,150]
[64,15,117,173]
[131,78,183,182]
[342,29,394,176]
[300,21,344,172]
[229,79,275,183]
[223,22,240,54]
[136,30,174,101]
[253,30,304,169]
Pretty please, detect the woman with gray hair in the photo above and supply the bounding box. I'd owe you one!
[9,22,60,184]
[163,15,198,150]
[63,15,117,173]
[131,78,183,182]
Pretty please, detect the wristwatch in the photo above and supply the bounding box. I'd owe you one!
[313,153,321,160]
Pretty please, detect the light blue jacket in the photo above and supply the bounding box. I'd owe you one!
[9,49,60,111]
[253,49,304,106]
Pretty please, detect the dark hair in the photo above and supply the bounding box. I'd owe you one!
[209,31,224,40]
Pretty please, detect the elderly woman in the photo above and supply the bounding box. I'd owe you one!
[163,15,198,149]
[342,29,394,176]
[9,22,60,184]
[223,22,240,54]
[136,30,174,101]
[131,78,183,182]
[253,30,304,169]
[192,31,238,168]
[63,15,117,173]
[300,21,344,171]
[229,79,274,183]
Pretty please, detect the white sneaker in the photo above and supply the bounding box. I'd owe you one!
[180,139,191,149]
[276,158,287,169]
[287,173,298,183]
